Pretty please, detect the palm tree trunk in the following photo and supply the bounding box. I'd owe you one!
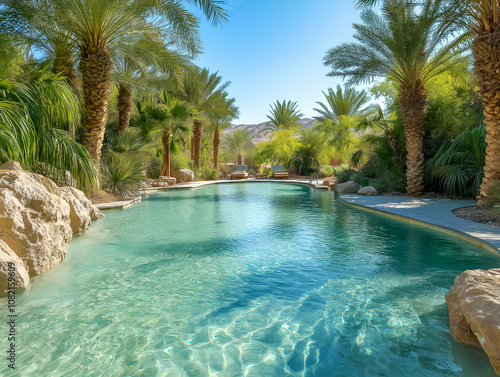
[474,33,500,207]
[117,84,133,135]
[190,136,195,160]
[213,125,220,170]
[161,129,171,177]
[237,154,242,165]
[400,82,427,196]
[53,57,80,91]
[193,119,203,168]
[80,47,113,163]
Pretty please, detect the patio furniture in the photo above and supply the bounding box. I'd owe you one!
[255,173,267,179]
[272,165,289,179]
[231,165,249,180]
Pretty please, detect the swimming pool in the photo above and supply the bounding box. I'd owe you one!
[1,183,499,376]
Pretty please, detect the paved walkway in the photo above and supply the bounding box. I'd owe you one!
[340,194,500,253]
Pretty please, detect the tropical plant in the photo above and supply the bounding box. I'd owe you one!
[254,129,301,165]
[180,67,230,168]
[0,68,97,190]
[262,100,303,136]
[223,129,254,165]
[2,0,227,164]
[314,85,372,122]
[206,92,239,169]
[324,0,466,195]
[426,126,486,197]
[101,151,144,197]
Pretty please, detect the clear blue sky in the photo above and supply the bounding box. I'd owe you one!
[188,1,364,125]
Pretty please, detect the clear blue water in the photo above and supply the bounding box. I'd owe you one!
[1,183,500,377]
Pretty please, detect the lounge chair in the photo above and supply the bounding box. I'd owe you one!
[272,165,289,179]
[231,165,249,180]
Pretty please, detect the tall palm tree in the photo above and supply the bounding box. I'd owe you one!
[223,129,254,165]
[262,100,303,136]
[6,0,227,164]
[112,35,192,135]
[180,68,230,168]
[207,92,239,169]
[355,0,500,204]
[157,92,190,177]
[325,0,465,195]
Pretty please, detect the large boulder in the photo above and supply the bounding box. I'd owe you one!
[446,269,500,375]
[0,170,73,276]
[336,181,361,194]
[172,169,195,183]
[0,240,30,295]
[60,187,105,236]
[357,186,378,196]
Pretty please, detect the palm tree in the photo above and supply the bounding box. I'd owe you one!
[157,92,190,177]
[262,100,303,136]
[7,0,227,164]
[180,68,230,168]
[112,35,192,135]
[324,0,465,195]
[0,66,97,190]
[314,85,372,122]
[223,129,254,165]
[207,92,239,169]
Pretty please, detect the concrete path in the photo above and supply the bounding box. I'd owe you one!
[95,197,141,210]
[340,194,500,253]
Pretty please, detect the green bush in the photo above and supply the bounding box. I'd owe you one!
[287,153,319,176]
[335,169,357,183]
[146,155,162,179]
[195,168,218,181]
[319,165,335,178]
[101,152,144,197]
[425,126,485,198]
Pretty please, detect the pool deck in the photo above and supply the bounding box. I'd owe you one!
[340,194,500,254]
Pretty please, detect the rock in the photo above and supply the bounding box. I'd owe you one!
[0,161,23,171]
[336,181,361,194]
[0,170,73,276]
[0,240,30,296]
[172,169,194,183]
[446,269,500,375]
[157,176,176,185]
[357,186,378,196]
[60,187,104,236]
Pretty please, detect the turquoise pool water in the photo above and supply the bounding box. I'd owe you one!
[1,183,500,376]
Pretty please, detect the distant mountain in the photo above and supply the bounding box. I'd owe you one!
[224,118,317,145]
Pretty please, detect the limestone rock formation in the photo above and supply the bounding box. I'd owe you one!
[0,161,23,171]
[60,187,105,236]
[0,168,104,296]
[0,170,73,276]
[0,240,30,294]
[172,169,195,183]
[357,186,378,196]
[446,269,500,375]
[336,181,361,194]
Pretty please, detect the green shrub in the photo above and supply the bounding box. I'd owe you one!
[195,168,218,181]
[319,165,335,178]
[426,126,485,198]
[287,153,319,176]
[101,152,144,197]
[171,152,191,172]
[146,155,162,179]
[335,169,357,183]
